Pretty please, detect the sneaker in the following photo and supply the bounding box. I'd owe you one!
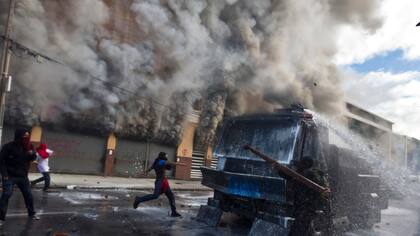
[133,197,140,209]
[170,212,182,217]
[29,214,40,220]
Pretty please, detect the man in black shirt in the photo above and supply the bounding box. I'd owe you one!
[0,128,39,224]
[133,152,183,217]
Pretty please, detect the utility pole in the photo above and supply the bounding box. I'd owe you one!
[0,0,16,145]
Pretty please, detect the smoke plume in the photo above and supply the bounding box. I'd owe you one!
[0,0,382,145]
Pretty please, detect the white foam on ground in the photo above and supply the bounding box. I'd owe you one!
[82,212,99,220]
[381,206,414,216]
[135,206,167,214]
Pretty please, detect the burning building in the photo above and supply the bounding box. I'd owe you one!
[0,0,389,178]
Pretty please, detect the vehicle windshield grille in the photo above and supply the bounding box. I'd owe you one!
[214,119,300,164]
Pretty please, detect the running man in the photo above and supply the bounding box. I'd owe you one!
[133,152,185,217]
[31,143,54,191]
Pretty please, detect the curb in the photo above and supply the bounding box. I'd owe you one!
[32,186,211,192]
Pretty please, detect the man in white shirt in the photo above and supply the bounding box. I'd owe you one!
[31,143,53,191]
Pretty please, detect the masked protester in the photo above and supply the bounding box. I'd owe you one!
[133,152,185,217]
[289,157,330,236]
[0,128,39,225]
[31,143,54,191]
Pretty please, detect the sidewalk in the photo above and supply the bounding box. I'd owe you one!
[28,173,210,191]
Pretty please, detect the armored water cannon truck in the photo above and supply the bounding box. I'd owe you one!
[197,106,389,235]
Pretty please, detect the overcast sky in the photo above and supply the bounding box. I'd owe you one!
[336,0,420,139]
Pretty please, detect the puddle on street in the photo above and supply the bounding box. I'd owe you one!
[82,212,100,220]
[54,192,119,205]
[176,192,213,207]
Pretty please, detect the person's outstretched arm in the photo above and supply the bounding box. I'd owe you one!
[144,162,154,175]
[47,149,54,157]
[165,161,187,167]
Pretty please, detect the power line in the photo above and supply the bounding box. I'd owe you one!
[2,35,63,65]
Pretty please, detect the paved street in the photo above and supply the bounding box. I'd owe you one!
[0,188,249,236]
[345,197,420,236]
[0,188,419,236]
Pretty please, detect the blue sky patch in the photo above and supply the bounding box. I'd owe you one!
[351,49,420,73]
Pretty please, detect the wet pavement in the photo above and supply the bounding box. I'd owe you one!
[0,189,250,236]
[344,197,420,236]
[0,188,419,236]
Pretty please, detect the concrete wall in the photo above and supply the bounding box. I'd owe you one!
[1,125,15,145]
[391,134,406,167]
[174,121,196,180]
[42,129,106,175]
[346,103,393,130]
[2,125,177,177]
[114,140,147,177]
[177,121,196,158]
[114,139,176,178]
[407,138,420,172]
[2,126,107,175]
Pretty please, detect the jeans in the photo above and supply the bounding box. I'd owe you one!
[0,177,35,220]
[31,172,50,191]
[136,179,176,213]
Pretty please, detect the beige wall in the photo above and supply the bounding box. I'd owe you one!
[103,0,144,44]
[177,121,197,158]
[30,126,42,143]
[107,133,117,150]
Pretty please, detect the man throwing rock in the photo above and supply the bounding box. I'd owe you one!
[133,152,184,217]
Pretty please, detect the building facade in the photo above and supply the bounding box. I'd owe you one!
[2,125,177,178]
[345,102,420,171]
